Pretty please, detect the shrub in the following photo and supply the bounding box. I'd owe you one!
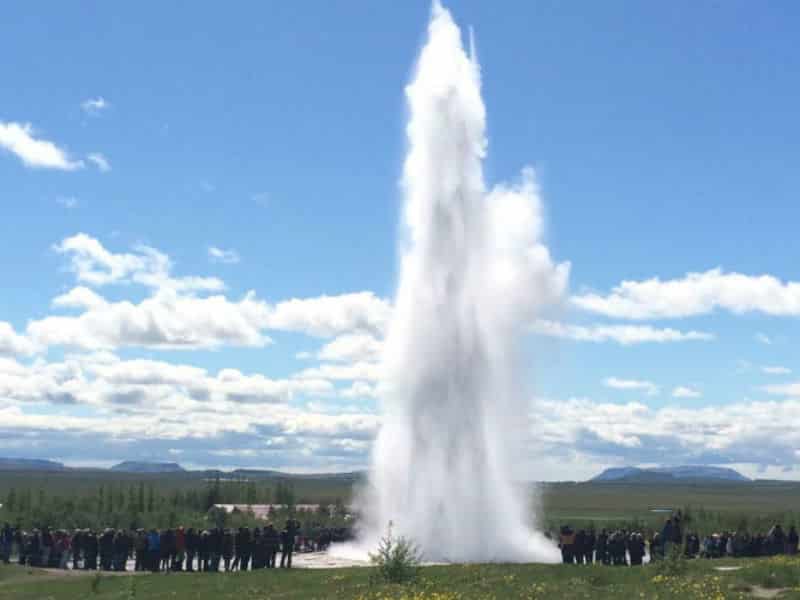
[369,522,423,585]
[653,545,687,578]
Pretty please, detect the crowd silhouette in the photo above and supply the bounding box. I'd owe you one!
[0,520,350,572]
[557,511,800,565]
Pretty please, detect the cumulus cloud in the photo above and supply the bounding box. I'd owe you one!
[24,234,395,352]
[603,377,659,396]
[317,333,383,362]
[532,320,713,345]
[672,385,702,398]
[81,97,109,115]
[28,288,272,350]
[573,269,800,319]
[0,351,379,470]
[87,152,111,172]
[0,323,36,357]
[55,233,224,291]
[755,333,772,345]
[265,292,391,337]
[208,246,240,264]
[295,361,382,382]
[530,396,800,469]
[0,121,84,170]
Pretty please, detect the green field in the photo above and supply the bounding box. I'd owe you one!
[540,480,800,534]
[2,556,800,599]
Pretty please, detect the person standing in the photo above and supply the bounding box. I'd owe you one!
[265,524,279,568]
[787,525,799,555]
[280,518,300,568]
[185,528,197,572]
[174,527,186,571]
[222,529,234,572]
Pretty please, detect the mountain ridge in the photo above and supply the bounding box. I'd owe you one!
[593,465,750,482]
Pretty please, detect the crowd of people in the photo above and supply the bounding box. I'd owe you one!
[0,520,346,572]
[557,512,800,565]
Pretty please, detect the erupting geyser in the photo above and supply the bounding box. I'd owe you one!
[339,2,566,563]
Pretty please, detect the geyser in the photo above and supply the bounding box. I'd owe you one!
[342,2,566,563]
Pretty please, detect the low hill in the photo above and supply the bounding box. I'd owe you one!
[110,461,185,473]
[592,465,749,483]
[0,458,66,471]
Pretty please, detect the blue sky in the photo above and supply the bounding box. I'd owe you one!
[2,1,800,480]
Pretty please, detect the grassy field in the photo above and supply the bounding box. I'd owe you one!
[539,481,800,534]
[2,556,800,599]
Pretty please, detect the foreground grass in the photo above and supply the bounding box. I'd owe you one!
[2,557,800,599]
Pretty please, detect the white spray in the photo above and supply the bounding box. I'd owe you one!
[342,2,566,563]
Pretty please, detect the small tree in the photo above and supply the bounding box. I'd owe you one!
[369,522,423,585]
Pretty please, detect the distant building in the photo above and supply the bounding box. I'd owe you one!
[210,503,348,520]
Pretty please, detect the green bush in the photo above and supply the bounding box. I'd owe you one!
[369,522,423,585]
[652,545,687,578]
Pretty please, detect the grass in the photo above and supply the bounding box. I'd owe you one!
[2,557,800,599]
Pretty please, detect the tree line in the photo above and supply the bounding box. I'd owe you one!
[0,478,343,532]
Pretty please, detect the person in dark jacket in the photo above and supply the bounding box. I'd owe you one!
[583,529,596,565]
[84,531,99,570]
[265,524,279,568]
[280,519,300,568]
[185,528,197,572]
[596,529,609,565]
[222,529,234,572]
[787,525,799,555]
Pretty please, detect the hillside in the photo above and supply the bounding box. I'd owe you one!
[0,458,66,471]
[110,461,185,473]
[592,465,749,483]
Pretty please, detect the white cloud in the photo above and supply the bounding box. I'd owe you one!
[762,366,791,375]
[87,152,111,172]
[317,333,383,362]
[0,352,378,469]
[81,97,109,115]
[265,293,391,338]
[55,233,224,291]
[295,361,382,382]
[25,234,395,353]
[762,381,800,397]
[0,323,36,357]
[533,320,713,345]
[672,385,702,398]
[573,269,800,319]
[208,246,240,264]
[755,333,772,345]
[339,381,379,399]
[28,288,272,351]
[603,377,659,396]
[530,395,800,473]
[0,121,84,170]
[56,196,79,209]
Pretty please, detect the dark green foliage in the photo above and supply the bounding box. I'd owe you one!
[653,545,688,577]
[0,471,350,532]
[368,523,422,584]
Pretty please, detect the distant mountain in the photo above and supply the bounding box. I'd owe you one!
[592,465,749,483]
[110,461,185,473]
[0,458,66,471]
